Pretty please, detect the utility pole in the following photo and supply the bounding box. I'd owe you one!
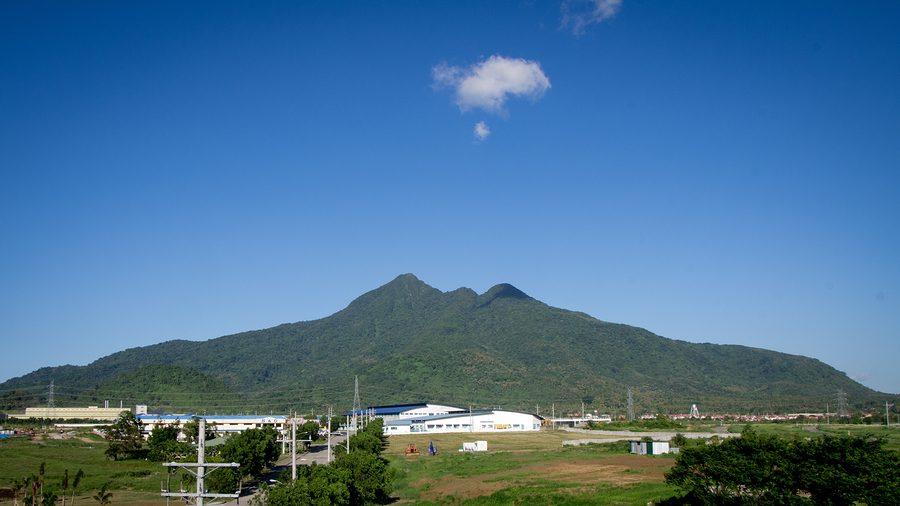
[887,401,894,427]
[327,406,333,464]
[162,418,239,505]
[292,417,297,481]
[197,419,205,506]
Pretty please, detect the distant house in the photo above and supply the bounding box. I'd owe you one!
[630,440,671,455]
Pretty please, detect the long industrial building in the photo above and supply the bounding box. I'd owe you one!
[345,402,544,435]
[136,414,287,438]
[11,406,130,421]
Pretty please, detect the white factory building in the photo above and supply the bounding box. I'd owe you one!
[136,414,287,439]
[345,403,544,435]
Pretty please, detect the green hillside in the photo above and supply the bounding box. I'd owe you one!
[76,364,243,413]
[0,274,888,416]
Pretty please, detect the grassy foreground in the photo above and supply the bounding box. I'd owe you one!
[384,432,679,505]
[0,429,176,505]
[5,424,898,504]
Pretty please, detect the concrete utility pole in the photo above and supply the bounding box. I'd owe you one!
[161,418,239,506]
[292,417,297,481]
[327,407,333,464]
[197,419,205,506]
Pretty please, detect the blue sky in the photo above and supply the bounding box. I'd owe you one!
[2,1,898,396]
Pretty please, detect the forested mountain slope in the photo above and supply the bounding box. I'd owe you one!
[0,274,881,414]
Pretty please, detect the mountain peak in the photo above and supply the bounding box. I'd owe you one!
[480,283,531,305]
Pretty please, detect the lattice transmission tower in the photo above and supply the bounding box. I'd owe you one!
[47,380,55,421]
[836,390,849,418]
[626,389,634,421]
[351,376,361,430]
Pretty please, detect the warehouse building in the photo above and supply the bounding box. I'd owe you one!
[343,402,466,422]
[136,414,287,439]
[11,406,130,421]
[344,403,544,434]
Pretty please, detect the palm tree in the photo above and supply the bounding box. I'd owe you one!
[91,484,112,505]
[61,469,69,506]
[41,490,58,506]
[70,470,84,506]
[11,476,30,506]
[37,463,45,502]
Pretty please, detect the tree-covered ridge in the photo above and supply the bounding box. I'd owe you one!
[74,364,244,413]
[0,274,886,415]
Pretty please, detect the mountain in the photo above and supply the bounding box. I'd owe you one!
[0,274,885,415]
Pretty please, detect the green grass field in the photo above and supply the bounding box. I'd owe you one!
[385,432,679,505]
[4,424,899,504]
[0,429,183,505]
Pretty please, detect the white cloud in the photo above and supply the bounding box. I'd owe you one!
[432,55,551,115]
[560,0,622,35]
[474,121,490,142]
[850,372,872,383]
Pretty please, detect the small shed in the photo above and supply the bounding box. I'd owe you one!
[629,440,670,455]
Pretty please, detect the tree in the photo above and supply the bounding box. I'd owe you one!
[792,435,900,505]
[252,464,350,506]
[70,470,84,506]
[665,426,797,504]
[665,428,900,505]
[60,469,68,506]
[330,451,393,505]
[250,417,392,506]
[104,411,144,460]
[670,433,688,448]
[147,419,191,462]
[219,427,280,481]
[319,414,345,432]
[183,416,217,444]
[298,420,320,443]
[40,489,58,506]
[91,484,112,505]
[11,476,29,506]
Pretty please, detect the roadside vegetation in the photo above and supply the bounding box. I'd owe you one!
[250,418,394,506]
[662,425,900,505]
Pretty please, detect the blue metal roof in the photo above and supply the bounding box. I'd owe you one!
[342,403,429,417]
[137,414,286,421]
